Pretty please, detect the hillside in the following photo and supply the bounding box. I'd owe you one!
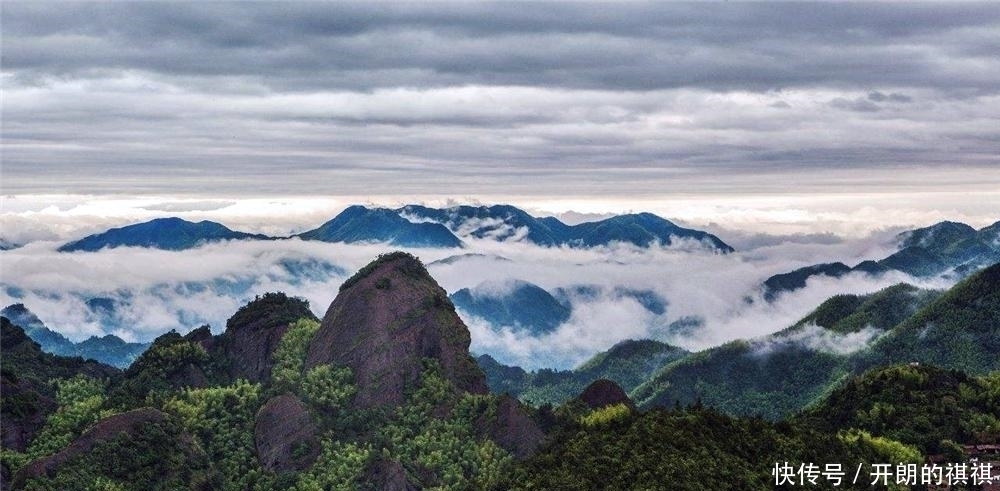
[4,253,543,490]
[479,339,689,405]
[632,280,958,419]
[797,364,1000,454]
[4,254,998,490]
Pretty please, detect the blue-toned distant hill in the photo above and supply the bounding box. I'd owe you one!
[0,303,149,368]
[399,204,734,252]
[553,285,668,315]
[58,217,270,252]
[297,205,463,248]
[761,220,1000,301]
[0,238,21,251]
[450,280,570,336]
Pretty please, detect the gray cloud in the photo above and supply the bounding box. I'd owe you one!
[1,2,998,204]
[5,3,999,92]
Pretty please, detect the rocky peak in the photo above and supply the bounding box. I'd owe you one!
[579,378,634,410]
[217,292,317,383]
[304,252,487,409]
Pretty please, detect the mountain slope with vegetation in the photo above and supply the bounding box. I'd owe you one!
[633,262,1000,419]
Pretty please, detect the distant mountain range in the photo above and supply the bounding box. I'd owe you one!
[0,303,148,368]
[296,205,463,248]
[762,220,1000,301]
[448,280,670,337]
[58,217,270,252]
[450,280,571,336]
[52,204,733,252]
[400,204,734,252]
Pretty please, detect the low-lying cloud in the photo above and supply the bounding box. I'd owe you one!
[0,212,964,369]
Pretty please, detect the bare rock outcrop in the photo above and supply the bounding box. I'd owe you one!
[14,408,167,486]
[305,252,487,409]
[476,395,545,459]
[579,378,634,410]
[216,292,317,383]
[254,394,320,472]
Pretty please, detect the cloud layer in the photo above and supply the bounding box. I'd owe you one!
[0,225,954,369]
[2,3,998,202]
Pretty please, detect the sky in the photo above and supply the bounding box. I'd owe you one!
[2,2,998,236]
[1,2,998,368]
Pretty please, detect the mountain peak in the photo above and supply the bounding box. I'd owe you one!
[58,217,267,252]
[305,253,487,409]
[298,207,463,248]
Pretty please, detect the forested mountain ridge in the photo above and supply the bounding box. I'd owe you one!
[762,220,1000,301]
[633,262,1000,419]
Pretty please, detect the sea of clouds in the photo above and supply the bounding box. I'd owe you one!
[0,218,958,370]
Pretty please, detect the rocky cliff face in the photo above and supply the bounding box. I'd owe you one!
[305,252,487,409]
[579,378,634,410]
[216,292,318,383]
[254,394,320,472]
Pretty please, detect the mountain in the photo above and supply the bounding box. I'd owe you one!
[478,339,689,405]
[427,253,511,266]
[554,284,669,315]
[11,254,550,490]
[762,262,852,302]
[297,205,463,248]
[861,261,1000,373]
[304,251,487,409]
[1,318,120,455]
[451,280,570,336]
[399,204,734,252]
[0,238,20,251]
[0,304,77,357]
[400,204,565,246]
[635,263,1000,419]
[761,220,1000,300]
[631,282,944,419]
[58,217,269,252]
[797,364,1000,454]
[6,251,999,490]
[0,304,148,368]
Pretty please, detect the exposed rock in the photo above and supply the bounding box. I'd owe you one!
[362,458,418,491]
[14,408,167,486]
[254,394,320,472]
[216,292,317,383]
[579,379,633,410]
[305,252,487,409]
[476,395,545,459]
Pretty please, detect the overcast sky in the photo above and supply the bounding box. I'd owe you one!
[2,2,998,231]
